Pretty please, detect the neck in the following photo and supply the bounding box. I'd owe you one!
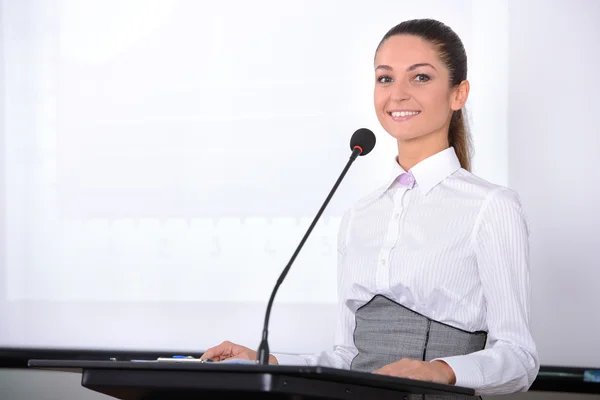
[396,129,449,171]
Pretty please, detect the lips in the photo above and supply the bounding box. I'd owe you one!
[387,110,421,122]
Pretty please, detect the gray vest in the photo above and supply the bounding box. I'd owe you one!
[351,295,487,400]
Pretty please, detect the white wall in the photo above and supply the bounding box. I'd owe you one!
[0,0,510,357]
[506,0,600,368]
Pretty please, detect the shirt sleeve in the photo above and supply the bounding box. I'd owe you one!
[271,209,358,369]
[433,188,540,395]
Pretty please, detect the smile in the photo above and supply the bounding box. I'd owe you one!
[388,110,421,121]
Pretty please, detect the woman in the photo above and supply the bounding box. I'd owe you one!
[201,18,540,397]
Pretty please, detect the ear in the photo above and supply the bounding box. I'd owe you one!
[450,80,470,111]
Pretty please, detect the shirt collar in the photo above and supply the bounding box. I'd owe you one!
[380,146,462,196]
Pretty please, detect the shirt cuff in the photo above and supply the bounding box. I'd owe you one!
[271,353,309,366]
[431,356,484,390]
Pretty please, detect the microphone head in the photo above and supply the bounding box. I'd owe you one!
[350,128,376,156]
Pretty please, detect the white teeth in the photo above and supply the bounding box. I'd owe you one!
[391,111,420,117]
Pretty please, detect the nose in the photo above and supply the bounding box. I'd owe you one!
[390,80,411,102]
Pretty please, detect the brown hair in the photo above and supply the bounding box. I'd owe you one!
[376,19,473,171]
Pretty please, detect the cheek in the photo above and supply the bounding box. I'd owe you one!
[373,88,388,111]
[425,100,447,118]
[422,92,452,123]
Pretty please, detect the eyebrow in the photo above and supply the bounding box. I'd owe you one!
[375,63,437,72]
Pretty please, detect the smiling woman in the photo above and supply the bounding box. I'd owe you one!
[201,18,540,399]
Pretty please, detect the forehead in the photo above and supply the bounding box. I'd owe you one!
[375,35,440,69]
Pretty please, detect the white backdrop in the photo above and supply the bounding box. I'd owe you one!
[12,0,596,367]
[506,0,600,369]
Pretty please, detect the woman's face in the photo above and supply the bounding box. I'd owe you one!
[374,34,465,143]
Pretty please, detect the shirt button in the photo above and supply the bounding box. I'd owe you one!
[393,213,400,219]
[380,259,387,266]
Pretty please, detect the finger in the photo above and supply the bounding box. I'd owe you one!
[223,351,251,361]
[200,348,220,361]
[206,354,227,362]
[229,345,257,361]
[201,341,232,360]
[373,368,389,375]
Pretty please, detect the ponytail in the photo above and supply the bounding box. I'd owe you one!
[448,108,472,171]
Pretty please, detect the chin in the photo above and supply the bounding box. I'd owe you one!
[384,127,423,142]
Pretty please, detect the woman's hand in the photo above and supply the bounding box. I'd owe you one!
[200,340,278,364]
[373,358,456,385]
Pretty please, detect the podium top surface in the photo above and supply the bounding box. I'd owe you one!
[27,358,475,396]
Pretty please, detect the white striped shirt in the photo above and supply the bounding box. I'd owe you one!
[273,146,540,396]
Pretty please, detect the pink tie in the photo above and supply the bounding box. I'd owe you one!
[397,171,415,188]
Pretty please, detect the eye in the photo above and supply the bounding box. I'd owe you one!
[414,73,430,82]
[377,75,393,84]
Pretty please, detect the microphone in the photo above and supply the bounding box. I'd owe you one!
[256,128,376,365]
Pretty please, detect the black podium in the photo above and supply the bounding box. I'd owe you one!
[27,359,476,399]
